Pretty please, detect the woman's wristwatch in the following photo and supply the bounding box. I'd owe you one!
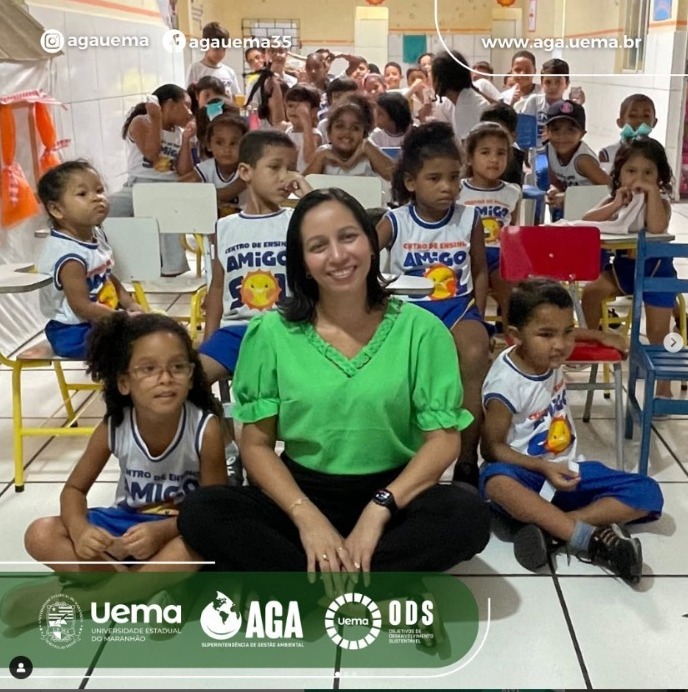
[372,488,398,515]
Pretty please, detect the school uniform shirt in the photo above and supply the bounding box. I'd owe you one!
[385,203,479,301]
[37,228,116,325]
[500,83,542,110]
[453,88,491,139]
[319,145,376,177]
[125,121,183,180]
[517,92,551,149]
[109,401,214,513]
[457,180,521,248]
[599,140,622,164]
[369,127,406,148]
[483,346,578,464]
[216,208,293,326]
[546,140,599,188]
[285,125,322,172]
[194,158,249,208]
[187,61,241,97]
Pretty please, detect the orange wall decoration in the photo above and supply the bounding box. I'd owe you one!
[0,105,39,228]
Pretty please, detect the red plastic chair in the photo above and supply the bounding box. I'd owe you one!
[499,225,625,469]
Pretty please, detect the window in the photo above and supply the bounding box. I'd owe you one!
[622,0,650,71]
[241,19,300,60]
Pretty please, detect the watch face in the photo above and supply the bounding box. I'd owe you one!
[374,489,392,505]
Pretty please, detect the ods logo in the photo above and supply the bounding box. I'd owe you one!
[324,593,382,650]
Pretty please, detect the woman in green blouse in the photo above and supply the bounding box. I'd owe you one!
[178,189,490,572]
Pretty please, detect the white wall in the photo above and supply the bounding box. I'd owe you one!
[26,3,185,195]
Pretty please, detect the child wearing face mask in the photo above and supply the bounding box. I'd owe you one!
[599,94,657,164]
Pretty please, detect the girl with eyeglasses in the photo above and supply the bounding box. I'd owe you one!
[23,312,226,573]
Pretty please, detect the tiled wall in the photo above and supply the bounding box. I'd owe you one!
[25,3,185,195]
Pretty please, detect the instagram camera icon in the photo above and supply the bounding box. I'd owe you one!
[41,29,65,54]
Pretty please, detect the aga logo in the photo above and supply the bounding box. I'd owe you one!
[200,591,243,640]
[39,594,83,649]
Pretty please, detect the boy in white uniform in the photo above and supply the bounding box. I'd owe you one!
[544,100,611,218]
[187,22,241,100]
[480,278,663,582]
[199,131,311,384]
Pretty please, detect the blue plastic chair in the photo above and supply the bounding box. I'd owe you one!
[516,113,537,150]
[625,232,688,474]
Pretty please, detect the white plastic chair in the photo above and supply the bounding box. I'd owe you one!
[563,185,609,221]
[305,174,384,208]
[102,217,162,286]
[132,183,218,333]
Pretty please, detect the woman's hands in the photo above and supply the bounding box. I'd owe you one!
[293,503,357,573]
[344,503,390,573]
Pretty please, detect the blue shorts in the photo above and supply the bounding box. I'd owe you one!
[479,460,663,519]
[87,507,170,537]
[198,324,248,375]
[415,295,494,335]
[609,254,677,308]
[45,321,92,359]
[486,247,500,275]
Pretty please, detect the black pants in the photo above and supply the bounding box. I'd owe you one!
[178,457,491,571]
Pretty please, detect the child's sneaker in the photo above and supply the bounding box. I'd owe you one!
[513,524,549,571]
[583,523,642,583]
[225,441,244,487]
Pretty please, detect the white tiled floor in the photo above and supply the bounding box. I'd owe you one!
[1,219,688,688]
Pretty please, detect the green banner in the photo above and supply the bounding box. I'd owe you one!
[0,572,479,669]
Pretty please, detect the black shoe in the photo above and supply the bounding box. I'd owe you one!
[513,524,549,571]
[452,461,479,488]
[583,523,642,584]
[607,307,621,330]
[226,444,244,487]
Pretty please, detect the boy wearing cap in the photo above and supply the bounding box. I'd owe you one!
[545,99,611,214]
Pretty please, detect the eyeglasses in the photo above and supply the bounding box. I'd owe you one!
[129,362,195,381]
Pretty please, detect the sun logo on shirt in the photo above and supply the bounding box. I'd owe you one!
[240,270,281,310]
[97,278,119,309]
[482,218,501,244]
[424,264,457,300]
[545,416,573,455]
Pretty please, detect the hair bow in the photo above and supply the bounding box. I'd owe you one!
[206,101,224,121]
[620,122,653,141]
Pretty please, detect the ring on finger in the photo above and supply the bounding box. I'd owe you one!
[321,554,329,561]
[354,562,361,570]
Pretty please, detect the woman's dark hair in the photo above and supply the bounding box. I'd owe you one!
[368,63,381,74]
[205,114,248,148]
[611,137,673,197]
[327,99,374,138]
[392,122,460,204]
[196,98,240,158]
[375,92,412,135]
[431,51,475,97]
[38,159,100,224]
[508,278,573,330]
[281,188,388,323]
[86,312,221,427]
[188,75,226,113]
[463,121,512,177]
[121,84,188,138]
